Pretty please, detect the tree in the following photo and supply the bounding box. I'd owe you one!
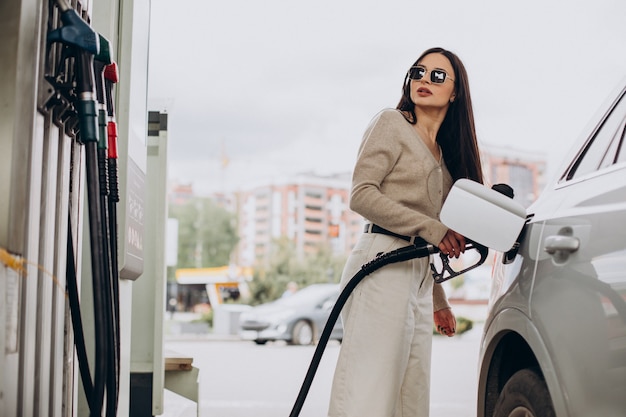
[168,197,239,271]
[246,237,348,305]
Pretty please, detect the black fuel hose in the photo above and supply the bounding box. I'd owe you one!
[72,41,110,417]
[105,62,122,415]
[289,240,436,417]
[49,3,108,414]
[66,221,95,410]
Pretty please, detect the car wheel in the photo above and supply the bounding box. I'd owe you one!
[254,339,268,345]
[291,320,313,345]
[494,368,555,417]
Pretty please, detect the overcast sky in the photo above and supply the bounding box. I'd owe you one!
[147,0,626,195]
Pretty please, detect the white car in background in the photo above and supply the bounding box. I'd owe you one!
[478,79,626,417]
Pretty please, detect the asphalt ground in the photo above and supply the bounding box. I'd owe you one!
[160,302,488,417]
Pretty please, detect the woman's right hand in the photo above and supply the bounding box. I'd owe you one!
[438,229,466,258]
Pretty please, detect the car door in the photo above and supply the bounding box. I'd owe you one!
[528,87,626,417]
[313,289,342,338]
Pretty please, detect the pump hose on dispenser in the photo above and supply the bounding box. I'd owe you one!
[288,238,488,417]
[48,1,118,415]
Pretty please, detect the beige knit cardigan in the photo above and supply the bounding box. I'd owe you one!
[350,108,454,311]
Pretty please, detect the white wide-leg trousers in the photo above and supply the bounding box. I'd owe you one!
[328,233,434,417]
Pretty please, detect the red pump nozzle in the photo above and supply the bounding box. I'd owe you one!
[104,62,119,83]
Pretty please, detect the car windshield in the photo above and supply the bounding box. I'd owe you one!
[275,285,336,307]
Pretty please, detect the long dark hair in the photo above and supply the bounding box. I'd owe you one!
[396,47,483,183]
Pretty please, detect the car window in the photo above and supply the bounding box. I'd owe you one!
[599,118,626,169]
[613,122,626,164]
[567,92,626,180]
[277,285,337,307]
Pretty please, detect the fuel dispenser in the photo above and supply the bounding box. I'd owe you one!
[0,0,161,415]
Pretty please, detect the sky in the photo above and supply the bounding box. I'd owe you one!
[147,0,626,196]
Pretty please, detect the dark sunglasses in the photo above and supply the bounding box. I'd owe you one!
[407,65,454,84]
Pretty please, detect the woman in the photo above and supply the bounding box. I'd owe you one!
[328,47,483,417]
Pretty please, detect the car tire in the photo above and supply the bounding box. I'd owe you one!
[254,339,268,345]
[493,368,555,417]
[291,320,313,345]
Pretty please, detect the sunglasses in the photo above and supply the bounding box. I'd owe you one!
[407,65,455,84]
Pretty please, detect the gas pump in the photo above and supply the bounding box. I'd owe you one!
[48,0,147,416]
[0,0,156,415]
[46,2,120,414]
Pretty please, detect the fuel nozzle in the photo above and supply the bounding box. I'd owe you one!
[103,62,119,158]
[94,34,113,107]
[104,63,120,203]
[104,62,119,158]
[104,62,119,121]
[47,0,100,143]
[430,240,489,283]
[47,5,99,55]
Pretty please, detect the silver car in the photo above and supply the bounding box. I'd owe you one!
[239,283,343,345]
[478,79,626,417]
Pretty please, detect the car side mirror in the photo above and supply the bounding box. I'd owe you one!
[440,179,527,252]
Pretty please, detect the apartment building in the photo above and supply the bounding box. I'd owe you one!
[197,145,547,267]
[481,144,547,207]
[236,173,363,266]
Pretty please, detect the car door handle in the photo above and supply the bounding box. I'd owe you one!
[544,235,580,255]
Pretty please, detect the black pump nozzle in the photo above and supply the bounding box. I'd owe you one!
[430,240,489,283]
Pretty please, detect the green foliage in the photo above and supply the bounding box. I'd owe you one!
[450,275,465,290]
[168,197,239,275]
[194,310,214,327]
[246,237,347,306]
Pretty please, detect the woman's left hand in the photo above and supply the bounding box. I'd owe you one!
[434,307,456,337]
